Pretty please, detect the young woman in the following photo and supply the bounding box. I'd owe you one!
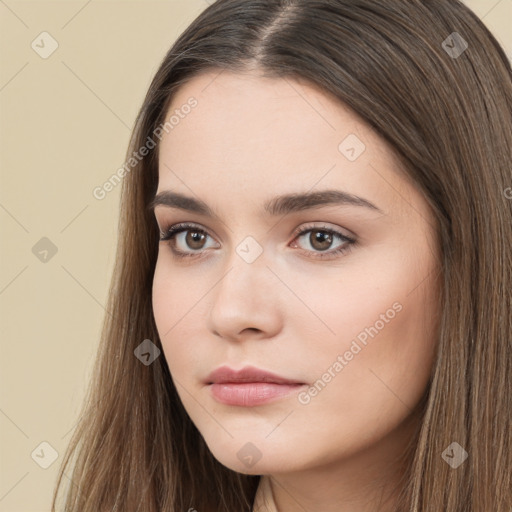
[52,1,512,510]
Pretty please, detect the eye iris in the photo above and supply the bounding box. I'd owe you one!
[310,230,332,251]
[186,230,206,249]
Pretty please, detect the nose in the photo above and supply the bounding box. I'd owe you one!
[206,254,283,342]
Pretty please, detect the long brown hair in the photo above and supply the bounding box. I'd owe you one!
[51,1,512,510]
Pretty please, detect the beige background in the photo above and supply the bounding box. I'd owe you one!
[0,1,510,510]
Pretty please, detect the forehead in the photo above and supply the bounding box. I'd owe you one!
[156,70,418,219]
[160,69,375,164]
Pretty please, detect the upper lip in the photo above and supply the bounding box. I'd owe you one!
[205,365,304,385]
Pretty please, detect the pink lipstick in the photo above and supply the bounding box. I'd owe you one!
[205,365,306,407]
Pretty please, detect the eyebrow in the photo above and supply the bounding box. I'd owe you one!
[148,189,384,218]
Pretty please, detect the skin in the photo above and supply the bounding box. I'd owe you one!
[152,69,442,512]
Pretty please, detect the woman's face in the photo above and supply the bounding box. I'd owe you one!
[152,69,441,478]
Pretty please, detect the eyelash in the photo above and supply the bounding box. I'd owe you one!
[158,222,357,261]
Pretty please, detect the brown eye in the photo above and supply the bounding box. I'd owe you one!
[290,224,356,260]
[159,222,218,259]
[308,230,334,252]
[184,230,207,250]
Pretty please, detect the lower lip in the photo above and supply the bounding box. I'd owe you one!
[209,382,305,406]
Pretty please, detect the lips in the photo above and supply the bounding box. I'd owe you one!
[205,365,304,385]
[205,365,306,407]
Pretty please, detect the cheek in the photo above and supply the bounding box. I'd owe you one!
[152,255,195,328]
[294,239,438,387]
[275,285,438,468]
[302,256,438,424]
[152,257,216,383]
[152,260,190,370]
[152,261,173,333]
